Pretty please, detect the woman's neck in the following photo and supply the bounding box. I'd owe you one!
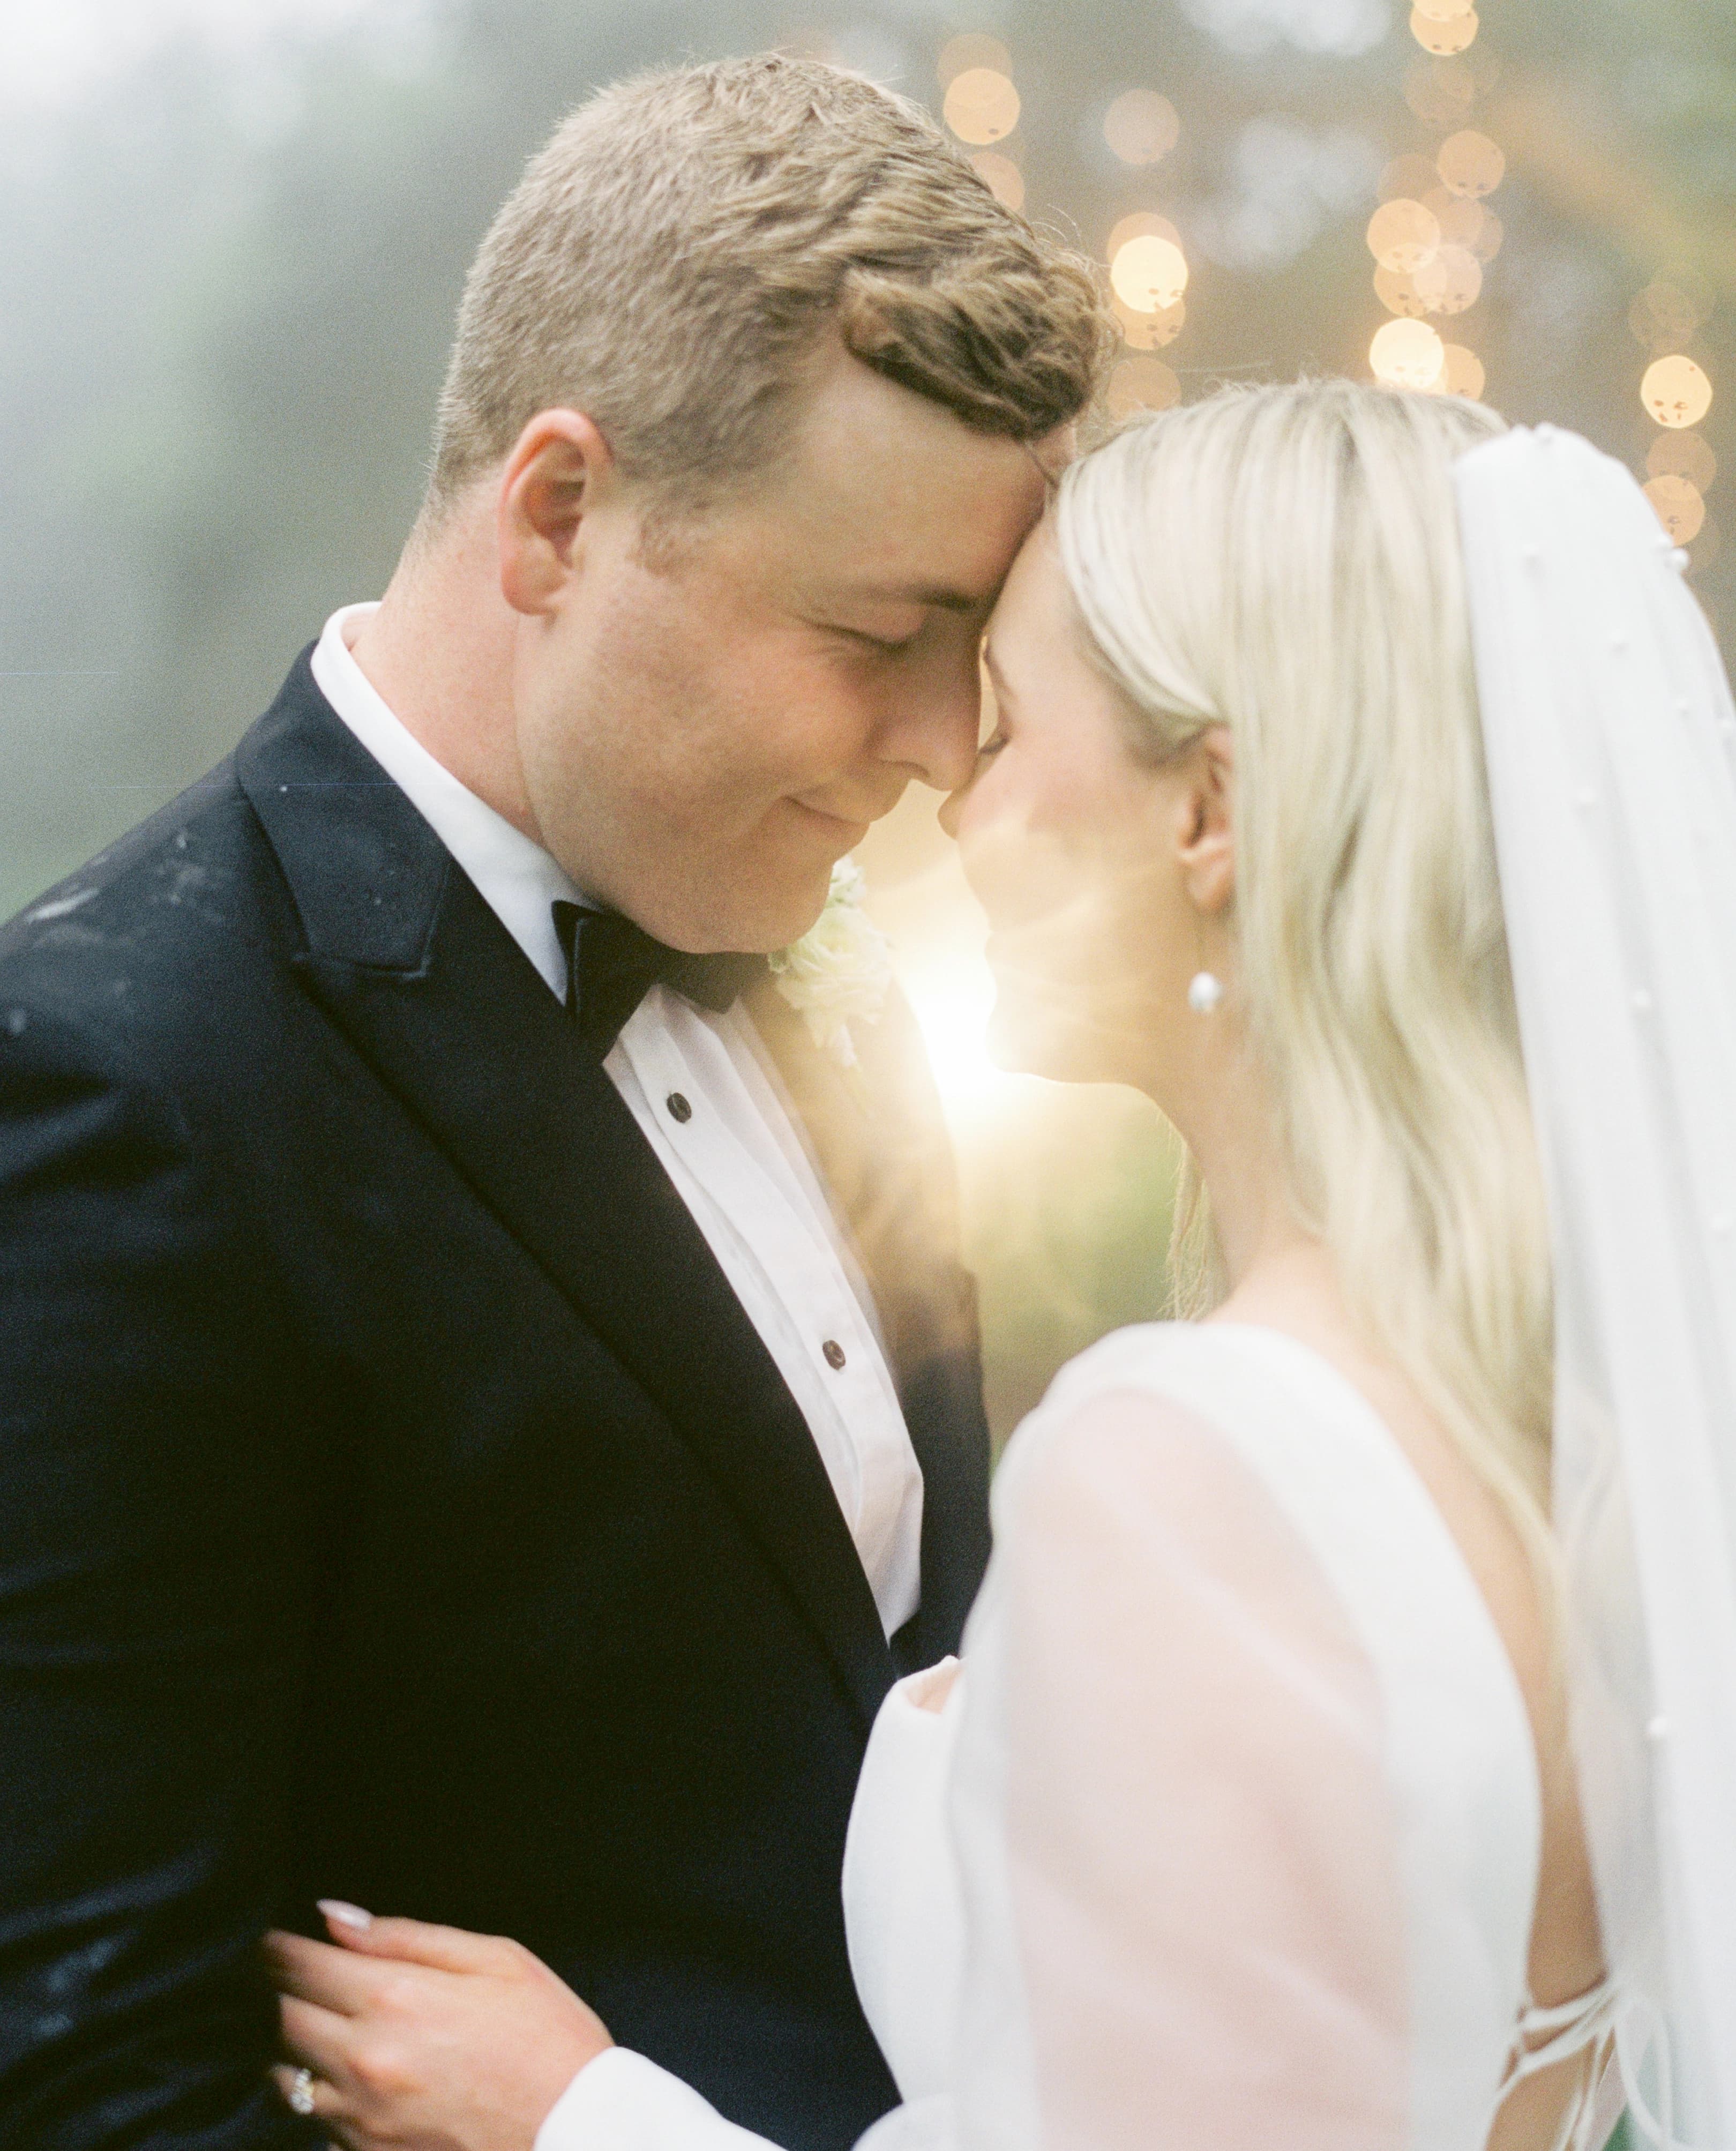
[1164,1034,1311,1291]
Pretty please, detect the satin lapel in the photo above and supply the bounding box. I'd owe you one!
[237,660,894,1725]
[745,977,992,1663]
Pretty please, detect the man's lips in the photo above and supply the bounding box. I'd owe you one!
[788,795,874,843]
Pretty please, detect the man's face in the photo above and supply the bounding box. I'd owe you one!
[507,347,1060,953]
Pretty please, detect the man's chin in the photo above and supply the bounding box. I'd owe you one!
[658,868,835,957]
[745,848,849,953]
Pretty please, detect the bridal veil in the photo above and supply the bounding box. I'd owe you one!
[1457,423,1736,2147]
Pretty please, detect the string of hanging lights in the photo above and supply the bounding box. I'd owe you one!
[1098,90,1187,416]
[937,33,1026,212]
[930,10,1718,586]
[1634,272,1719,591]
[1361,5,1718,592]
[1366,0,1502,398]
[936,34,1188,418]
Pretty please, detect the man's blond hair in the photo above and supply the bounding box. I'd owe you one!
[425,54,1110,519]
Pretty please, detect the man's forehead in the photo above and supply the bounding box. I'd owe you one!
[784,350,1056,498]
[765,443,1050,607]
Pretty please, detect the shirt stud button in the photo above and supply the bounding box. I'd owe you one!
[822,1339,847,1371]
[666,1093,692,1123]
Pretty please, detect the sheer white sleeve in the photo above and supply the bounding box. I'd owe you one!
[534,2047,784,2151]
[938,1379,1413,2150]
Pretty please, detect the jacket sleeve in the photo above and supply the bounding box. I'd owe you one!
[0,1001,313,2147]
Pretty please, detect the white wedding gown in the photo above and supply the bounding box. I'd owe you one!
[544,1319,1619,2151]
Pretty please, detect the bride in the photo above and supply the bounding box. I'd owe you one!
[263,379,1736,2151]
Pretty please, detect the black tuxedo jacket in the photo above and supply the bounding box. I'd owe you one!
[0,655,992,2150]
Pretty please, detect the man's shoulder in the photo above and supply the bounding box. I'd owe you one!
[0,667,331,1086]
[0,756,286,996]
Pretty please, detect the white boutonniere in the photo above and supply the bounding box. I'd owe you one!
[769,857,893,1067]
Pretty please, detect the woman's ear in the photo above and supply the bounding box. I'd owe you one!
[497,409,615,617]
[1177,723,1236,916]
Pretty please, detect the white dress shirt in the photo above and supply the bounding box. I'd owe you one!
[310,604,924,1638]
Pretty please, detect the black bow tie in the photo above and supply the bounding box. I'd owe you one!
[552,900,767,1059]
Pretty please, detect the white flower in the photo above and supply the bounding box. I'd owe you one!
[769,857,893,1067]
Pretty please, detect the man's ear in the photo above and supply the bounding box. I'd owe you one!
[497,409,615,617]
[1177,723,1236,916]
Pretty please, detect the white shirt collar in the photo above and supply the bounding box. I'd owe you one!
[309,602,582,1001]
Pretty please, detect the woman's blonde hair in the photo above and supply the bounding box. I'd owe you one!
[1054,379,1555,1555]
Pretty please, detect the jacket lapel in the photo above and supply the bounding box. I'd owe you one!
[237,657,894,1725]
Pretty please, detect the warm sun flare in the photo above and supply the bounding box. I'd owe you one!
[898,951,1025,1125]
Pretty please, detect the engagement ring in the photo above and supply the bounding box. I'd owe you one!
[287,2067,318,2117]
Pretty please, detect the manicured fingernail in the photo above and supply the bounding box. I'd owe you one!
[319,1900,373,1930]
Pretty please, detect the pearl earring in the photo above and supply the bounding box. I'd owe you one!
[1187,970,1224,1015]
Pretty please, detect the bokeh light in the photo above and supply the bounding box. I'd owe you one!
[1374,265,1431,318]
[970,150,1025,210]
[1630,278,1711,353]
[1643,354,1715,429]
[1103,214,1188,412]
[1107,210,1184,254]
[1107,355,1182,414]
[1371,317,1446,389]
[1413,243,1481,314]
[1413,0,1476,16]
[1632,256,1717,578]
[1426,192,1498,259]
[936,32,1011,87]
[1112,292,1186,347]
[1411,7,1478,55]
[1648,429,1718,492]
[1437,129,1505,197]
[1405,55,1476,126]
[943,66,1020,145]
[1103,87,1179,166]
[1110,233,1190,312]
[1367,198,1441,275]
[1644,474,1708,544]
[1439,343,1486,398]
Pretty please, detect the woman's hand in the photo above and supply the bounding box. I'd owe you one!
[263,1902,612,2151]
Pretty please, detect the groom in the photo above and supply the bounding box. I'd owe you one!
[0,53,1103,2151]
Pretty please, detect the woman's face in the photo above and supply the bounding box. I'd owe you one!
[946,520,1228,1096]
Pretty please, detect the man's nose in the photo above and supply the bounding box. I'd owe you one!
[878,654,983,795]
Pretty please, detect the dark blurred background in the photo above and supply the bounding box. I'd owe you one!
[4,0,1731,1447]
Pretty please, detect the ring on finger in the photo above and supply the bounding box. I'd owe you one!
[286,2065,319,2116]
